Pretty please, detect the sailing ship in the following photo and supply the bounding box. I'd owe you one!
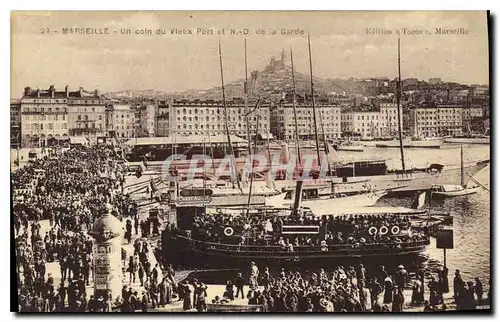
[429,145,481,198]
[160,37,431,267]
[375,137,442,149]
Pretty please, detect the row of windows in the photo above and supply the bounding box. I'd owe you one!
[76,123,102,129]
[282,109,341,114]
[177,108,271,116]
[77,115,103,121]
[417,109,461,114]
[24,114,66,121]
[176,123,267,130]
[25,123,67,130]
[23,107,68,113]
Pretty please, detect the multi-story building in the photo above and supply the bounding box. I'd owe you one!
[67,87,108,144]
[20,85,69,148]
[138,103,157,137]
[157,99,271,138]
[341,102,402,139]
[10,99,21,148]
[379,103,402,137]
[407,103,463,137]
[272,103,341,141]
[155,100,170,137]
[107,104,136,140]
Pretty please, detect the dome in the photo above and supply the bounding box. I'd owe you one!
[89,212,123,242]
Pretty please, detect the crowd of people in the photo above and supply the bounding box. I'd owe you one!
[189,211,428,251]
[13,145,140,312]
[214,262,489,312]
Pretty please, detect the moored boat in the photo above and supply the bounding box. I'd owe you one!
[409,137,443,149]
[336,141,364,152]
[443,137,490,145]
[265,184,387,215]
[429,184,479,197]
[375,138,411,148]
[161,206,431,267]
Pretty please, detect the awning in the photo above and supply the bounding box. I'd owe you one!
[69,136,89,145]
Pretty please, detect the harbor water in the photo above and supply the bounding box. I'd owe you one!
[343,143,490,283]
[378,163,491,284]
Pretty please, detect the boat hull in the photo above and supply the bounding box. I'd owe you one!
[443,138,490,145]
[265,191,387,215]
[432,187,480,198]
[336,146,364,152]
[160,233,430,268]
[267,160,490,195]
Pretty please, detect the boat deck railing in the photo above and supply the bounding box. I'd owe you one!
[174,233,430,254]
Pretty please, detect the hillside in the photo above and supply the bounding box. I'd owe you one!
[104,54,362,100]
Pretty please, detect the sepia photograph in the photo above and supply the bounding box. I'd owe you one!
[10,10,491,313]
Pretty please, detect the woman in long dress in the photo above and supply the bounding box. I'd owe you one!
[165,278,173,304]
[182,283,192,310]
[158,279,166,307]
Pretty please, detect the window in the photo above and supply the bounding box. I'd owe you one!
[92,108,95,112]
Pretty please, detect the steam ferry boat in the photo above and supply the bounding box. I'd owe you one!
[160,205,431,267]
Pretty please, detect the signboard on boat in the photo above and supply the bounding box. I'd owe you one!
[436,228,454,249]
[177,196,212,206]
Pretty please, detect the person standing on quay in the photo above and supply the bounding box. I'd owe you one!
[454,270,464,303]
[235,272,245,299]
[250,262,259,290]
[474,277,483,302]
[392,286,404,312]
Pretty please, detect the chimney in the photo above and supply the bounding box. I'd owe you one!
[65,85,69,98]
[49,85,55,98]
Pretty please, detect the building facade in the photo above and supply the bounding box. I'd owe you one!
[272,103,341,141]
[67,87,108,144]
[341,103,402,139]
[138,103,156,137]
[155,100,170,137]
[407,103,463,137]
[20,86,69,148]
[107,104,136,140]
[156,99,271,139]
[10,99,22,148]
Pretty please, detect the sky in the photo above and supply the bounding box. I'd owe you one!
[11,11,489,98]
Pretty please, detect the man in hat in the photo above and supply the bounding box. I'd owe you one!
[250,262,259,290]
[453,270,464,303]
[395,265,408,290]
[235,272,245,299]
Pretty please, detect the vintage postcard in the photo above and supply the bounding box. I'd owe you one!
[11,11,490,313]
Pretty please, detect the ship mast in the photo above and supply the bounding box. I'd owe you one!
[246,102,260,214]
[290,47,302,164]
[396,37,406,176]
[460,144,465,187]
[218,39,240,189]
[309,34,322,166]
[244,38,252,161]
